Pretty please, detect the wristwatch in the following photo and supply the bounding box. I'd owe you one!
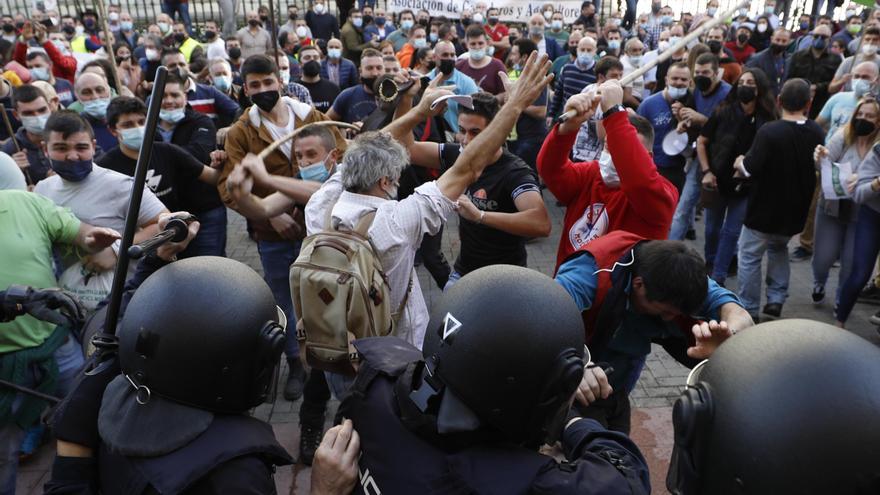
[602,104,626,120]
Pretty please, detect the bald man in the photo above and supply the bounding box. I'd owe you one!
[785,24,842,119]
[549,36,597,121]
[425,40,480,133]
[526,13,564,60]
[73,72,117,151]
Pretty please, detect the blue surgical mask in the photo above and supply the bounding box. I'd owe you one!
[29,67,50,81]
[661,15,673,25]
[51,157,93,182]
[328,48,342,59]
[577,53,595,68]
[707,7,718,16]
[667,86,688,100]
[608,40,621,50]
[21,114,49,135]
[469,48,486,61]
[551,20,563,30]
[121,21,133,31]
[213,75,231,92]
[82,98,110,119]
[353,17,363,28]
[414,37,427,48]
[401,19,414,30]
[159,107,186,123]
[119,126,145,149]
[429,32,438,42]
[853,78,872,98]
[812,37,827,51]
[765,6,774,14]
[298,159,331,182]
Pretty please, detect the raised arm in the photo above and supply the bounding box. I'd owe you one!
[437,52,554,201]
[383,76,453,169]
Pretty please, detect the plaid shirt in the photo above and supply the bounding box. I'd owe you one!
[285,82,314,105]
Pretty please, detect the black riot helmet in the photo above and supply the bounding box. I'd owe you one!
[421,265,586,447]
[118,257,287,414]
[668,319,880,494]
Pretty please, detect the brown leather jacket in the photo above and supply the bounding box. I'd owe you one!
[218,97,346,242]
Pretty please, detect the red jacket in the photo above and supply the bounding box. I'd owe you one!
[537,110,678,271]
[723,41,755,65]
[14,41,77,83]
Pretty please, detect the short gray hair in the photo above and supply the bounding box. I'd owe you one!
[342,131,409,193]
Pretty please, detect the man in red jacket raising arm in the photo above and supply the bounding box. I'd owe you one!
[538,79,678,271]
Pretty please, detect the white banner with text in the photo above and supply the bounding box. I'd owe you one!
[386,0,586,24]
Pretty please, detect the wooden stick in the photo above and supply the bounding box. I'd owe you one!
[558,0,752,122]
[258,121,360,160]
[0,103,33,185]
[92,0,123,95]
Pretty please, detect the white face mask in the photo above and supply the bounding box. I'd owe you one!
[658,40,670,52]
[863,44,878,56]
[598,150,620,187]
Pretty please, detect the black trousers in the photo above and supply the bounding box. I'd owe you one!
[300,370,331,427]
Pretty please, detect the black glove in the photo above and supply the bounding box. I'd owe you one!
[2,285,85,328]
[51,351,120,450]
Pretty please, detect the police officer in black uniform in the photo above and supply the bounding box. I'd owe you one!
[668,319,880,495]
[45,213,294,494]
[336,264,652,495]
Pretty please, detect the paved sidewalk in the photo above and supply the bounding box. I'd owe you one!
[16,193,880,494]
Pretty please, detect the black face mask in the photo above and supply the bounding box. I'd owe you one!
[363,15,373,25]
[695,75,713,92]
[770,43,786,55]
[508,35,518,44]
[651,3,661,14]
[251,90,280,112]
[248,19,260,27]
[737,33,749,44]
[418,19,428,27]
[737,85,756,103]
[707,40,722,53]
[361,76,377,91]
[228,47,242,59]
[1,24,13,33]
[205,30,217,40]
[14,21,23,29]
[303,60,321,77]
[289,13,297,21]
[853,118,877,136]
[439,58,455,75]
[461,18,471,26]
[61,25,75,36]
[259,15,269,22]
[488,17,499,25]
[569,45,578,57]
[173,33,186,43]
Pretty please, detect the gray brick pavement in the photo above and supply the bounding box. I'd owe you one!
[15,190,880,494]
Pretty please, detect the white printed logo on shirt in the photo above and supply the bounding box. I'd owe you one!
[569,203,609,250]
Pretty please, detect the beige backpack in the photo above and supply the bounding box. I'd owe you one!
[290,210,411,375]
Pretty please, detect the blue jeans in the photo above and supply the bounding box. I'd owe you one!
[0,336,83,493]
[162,0,192,33]
[668,161,699,240]
[704,196,748,285]
[737,226,792,316]
[811,206,856,304]
[257,239,302,360]
[835,206,880,323]
[442,270,463,292]
[181,206,227,258]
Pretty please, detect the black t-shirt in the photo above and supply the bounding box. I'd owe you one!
[300,78,341,114]
[700,105,760,197]
[439,144,541,274]
[741,119,824,236]
[96,142,205,212]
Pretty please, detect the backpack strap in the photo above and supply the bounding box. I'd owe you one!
[392,269,414,320]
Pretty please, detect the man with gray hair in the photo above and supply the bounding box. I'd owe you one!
[234,51,554,350]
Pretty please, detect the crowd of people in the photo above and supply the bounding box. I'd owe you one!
[0,0,879,493]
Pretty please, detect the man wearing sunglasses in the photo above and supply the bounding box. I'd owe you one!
[784,24,841,119]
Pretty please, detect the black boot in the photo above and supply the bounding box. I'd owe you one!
[299,420,324,466]
[284,358,306,401]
